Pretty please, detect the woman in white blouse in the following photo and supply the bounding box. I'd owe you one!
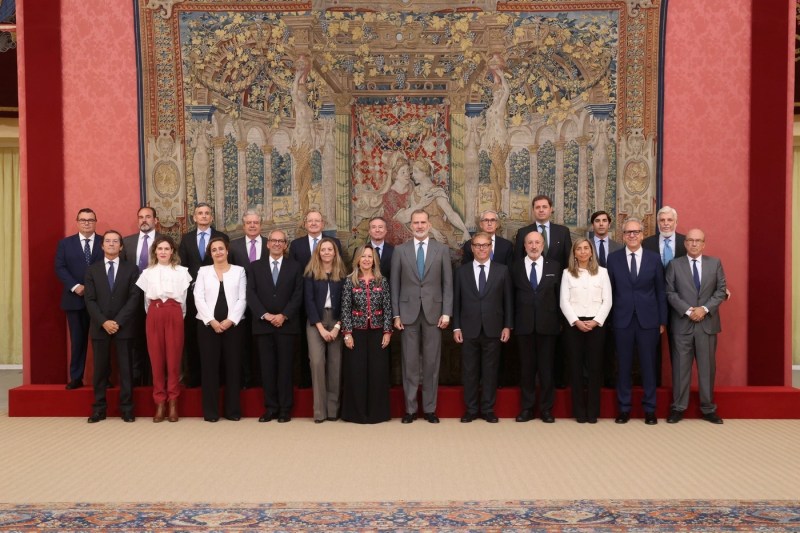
[136,235,192,423]
[194,236,247,422]
[559,237,612,424]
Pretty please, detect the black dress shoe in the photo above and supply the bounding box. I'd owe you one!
[615,412,630,424]
[87,412,106,423]
[460,412,478,423]
[401,413,416,424]
[540,411,555,423]
[576,417,587,424]
[121,413,135,423]
[645,412,658,425]
[277,415,291,423]
[204,417,219,423]
[482,412,499,423]
[702,412,724,424]
[314,419,324,424]
[587,418,598,424]
[515,410,534,422]
[667,410,683,424]
[66,379,83,390]
[326,417,339,422]
[423,412,440,424]
[258,412,275,423]
[224,416,241,421]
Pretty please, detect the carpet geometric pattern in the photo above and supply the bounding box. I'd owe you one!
[2,500,800,531]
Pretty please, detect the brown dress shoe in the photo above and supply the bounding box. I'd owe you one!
[167,399,179,422]
[153,402,166,423]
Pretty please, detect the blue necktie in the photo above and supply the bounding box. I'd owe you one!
[83,238,92,264]
[312,237,318,251]
[416,242,425,279]
[663,237,673,267]
[529,262,538,291]
[272,260,279,285]
[630,253,638,281]
[107,261,115,290]
[692,259,701,294]
[198,231,207,261]
[598,239,606,267]
[478,264,486,295]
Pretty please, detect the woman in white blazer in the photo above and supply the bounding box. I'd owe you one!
[194,236,247,422]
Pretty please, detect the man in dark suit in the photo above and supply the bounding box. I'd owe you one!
[665,229,727,424]
[228,208,268,388]
[367,216,394,281]
[511,231,561,423]
[120,206,161,386]
[453,232,513,423]
[606,217,668,425]
[288,209,343,388]
[247,229,304,423]
[514,194,572,268]
[588,210,622,387]
[391,209,453,424]
[462,210,514,266]
[83,230,142,423]
[55,208,103,389]
[177,202,228,387]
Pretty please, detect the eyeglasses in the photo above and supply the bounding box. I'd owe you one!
[471,243,492,249]
[77,218,96,223]
[480,218,498,223]
[268,239,287,244]
[622,230,642,236]
[685,238,705,244]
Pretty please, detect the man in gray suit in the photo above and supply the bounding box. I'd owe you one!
[391,209,453,424]
[665,228,727,424]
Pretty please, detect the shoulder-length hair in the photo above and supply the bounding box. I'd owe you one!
[149,235,180,268]
[304,237,347,281]
[567,237,599,277]
[348,244,382,285]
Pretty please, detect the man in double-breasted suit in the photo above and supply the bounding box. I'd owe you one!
[453,232,513,423]
[55,208,103,389]
[177,202,228,387]
[391,210,453,424]
[228,209,269,387]
[606,217,668,425]
[120,206,161,386]
[512,231,561,423]
[84,230,142,423]
[247,229,304,423]
[665,228,727,424]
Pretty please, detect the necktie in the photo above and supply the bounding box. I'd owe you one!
[272,260,279,284]
[692,259,701,294]
[663,237,673,267]
[138,234,149,272]
[198,231,207,261]
[598,239,606,267]
[490,239,494,260]
[312,237,318,251]
[83,238,91,264]
[539,224,549,255]
[416,242,425,279]
[249,239,257,263]
[529,262,538,291]
[375,246,381,260]
[107,261,115,290]
[478,264,486,295]
[630,253,638,281]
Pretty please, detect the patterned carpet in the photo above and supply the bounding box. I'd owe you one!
[1,500,799,531]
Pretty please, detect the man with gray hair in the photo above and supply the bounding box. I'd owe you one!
[461,210,514,266]
[643,205,686,266]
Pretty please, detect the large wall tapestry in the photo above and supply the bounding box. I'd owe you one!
[136,0,664,254]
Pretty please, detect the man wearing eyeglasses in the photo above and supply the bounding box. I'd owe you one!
[247,229,304,423]
[606,218,667,425]
[461,210,514,266]
[55,208,104,389]
[453,232,513,423]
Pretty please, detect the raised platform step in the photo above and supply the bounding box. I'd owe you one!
[8,385,800,419]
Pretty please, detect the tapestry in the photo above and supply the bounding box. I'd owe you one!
[136,0,664,251]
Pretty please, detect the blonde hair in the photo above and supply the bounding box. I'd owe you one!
[567,237,599,277]
[348,244,383,285]
[304,237,346,281]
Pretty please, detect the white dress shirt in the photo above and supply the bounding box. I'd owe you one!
[136,264,192,317]
[559,267,613,326]
[193,265,248,325]
[626,247,643,274]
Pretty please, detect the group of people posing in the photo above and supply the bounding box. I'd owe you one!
[55,195,727,427]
